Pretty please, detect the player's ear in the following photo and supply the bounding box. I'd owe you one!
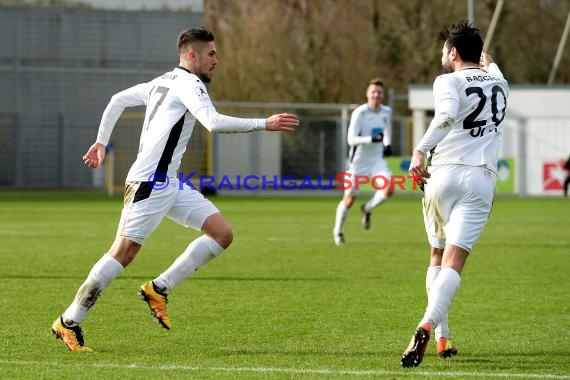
[186,47,197,62]
[449,46,459,60]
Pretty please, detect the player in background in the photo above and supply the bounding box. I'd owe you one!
[51,27,299,352]
[563,155,570,197]
[333,78,394,245]
[401,21,509,367]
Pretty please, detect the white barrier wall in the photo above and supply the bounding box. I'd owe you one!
[409,85,570,196]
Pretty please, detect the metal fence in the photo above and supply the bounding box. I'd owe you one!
[0,6,201,188]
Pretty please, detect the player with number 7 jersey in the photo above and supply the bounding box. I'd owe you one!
[51,27,299,353]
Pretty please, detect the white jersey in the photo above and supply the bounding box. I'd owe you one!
[96,66,266,182]
[415,63,509,174]
[346,103,392,166]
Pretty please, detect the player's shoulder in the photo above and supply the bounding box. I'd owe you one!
[434,72,457,87]
[381,104,392,114]
[354,103,369,112]
[167,67,204,85]
[351,103,369,116]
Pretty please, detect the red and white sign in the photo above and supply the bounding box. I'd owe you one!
[542,161,566,191]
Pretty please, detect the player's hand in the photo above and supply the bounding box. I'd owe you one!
[383,144,392,156]
[480,51,494,72]
[371,133,384,143]
[83,142,106,169]
[408,150,430,187]
[266,113,300,132]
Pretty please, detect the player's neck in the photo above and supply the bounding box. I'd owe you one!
[455,61,479,71]
[178,61,194,74]
[367,103,381,112]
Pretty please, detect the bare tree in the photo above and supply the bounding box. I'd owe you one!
[204,0,570,104]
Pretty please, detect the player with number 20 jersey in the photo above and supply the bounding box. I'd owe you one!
[402,21,509,368]
[418,65,508,174]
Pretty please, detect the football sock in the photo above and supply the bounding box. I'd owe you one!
[426,266,451,339]
[333,201,349,234]
[420,267,461,330]
[364,190,386,212]
[153,235,224,294]
[62,254,124,325]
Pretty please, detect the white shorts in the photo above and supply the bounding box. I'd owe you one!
[422,164,496,253]
[117,178,219,245]
[344,159,392,196]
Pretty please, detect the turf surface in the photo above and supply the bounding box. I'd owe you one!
[0,192,568,379]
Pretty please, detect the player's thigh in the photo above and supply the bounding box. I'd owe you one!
[117,181,176,245]
[422,165,461,248]
[370,161,392,190]
[167,185,220,231]
[444,166,496,253]
[343,164,372,197]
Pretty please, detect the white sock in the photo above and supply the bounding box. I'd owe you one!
[333,201,349,234]
[62,254,124,325]
[364,190,386,212]
[420,267,461,330]
[153,236,224,293]
[426,266,451,339]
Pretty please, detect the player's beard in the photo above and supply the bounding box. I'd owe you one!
[442,61,454,74]
[197,72,212,83]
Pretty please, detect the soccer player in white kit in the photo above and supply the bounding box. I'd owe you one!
[401,21,508,367]
[333,78,394,245]
[51,27,299,352]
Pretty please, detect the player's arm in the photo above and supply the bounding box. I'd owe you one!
[383,108,393,156]
[414,76,458,153]
[195,105,298,133]
[409,76,458,182]
[347,111,378,145]
[180,81,298,133]
[84,83,150,169]
[96,83,151,146]
[480,52,506,80]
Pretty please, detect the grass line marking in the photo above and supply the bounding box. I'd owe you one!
[0,359,568,378]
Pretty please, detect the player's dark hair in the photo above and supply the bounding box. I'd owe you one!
[439,21,483,64]
[369,78,384,88]
[177,27,215,54]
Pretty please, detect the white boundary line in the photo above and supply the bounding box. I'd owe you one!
[0,360,568,379]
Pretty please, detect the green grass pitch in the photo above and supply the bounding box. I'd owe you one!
[0,191,569,379]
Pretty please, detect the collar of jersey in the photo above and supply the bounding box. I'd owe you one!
[176,66,193,75]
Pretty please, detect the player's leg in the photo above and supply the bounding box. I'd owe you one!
[401,165,457,367]
[334,168,358,245]
[53,181,171,350]
[141,187,226,328]
[424,166,496,327]
[153,212,230,295]
[564,175,570,197]
[333,193,355,245]
[403,165,495,366]
[361,163,393,229]
[426,246,457,358]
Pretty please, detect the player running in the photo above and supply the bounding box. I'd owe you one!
[333,78,394,245]
[401,21,509,367]
[51,27,299,352]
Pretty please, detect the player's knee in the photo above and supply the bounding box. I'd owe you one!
[211,224,233,249]
[343,195,356,208]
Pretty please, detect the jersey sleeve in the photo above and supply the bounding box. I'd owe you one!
[347,108,372,146]
[414,75,459,153]
[383,107,392,146]
[96,83,151,146]
[177,79,265,133]
[487,63,505,80]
